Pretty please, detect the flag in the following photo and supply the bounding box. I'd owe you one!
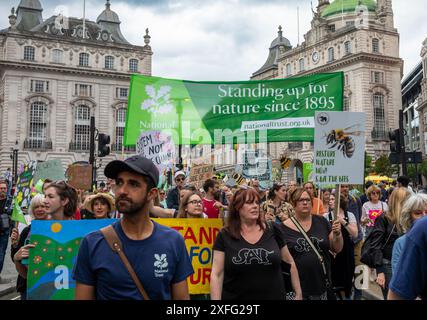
[34,179,44,194]
[11,199,27,225]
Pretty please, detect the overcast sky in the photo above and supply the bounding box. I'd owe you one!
[1,0,426,81]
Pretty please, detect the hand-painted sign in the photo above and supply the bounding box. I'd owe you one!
[314,111,366,185]
[136,130,175,171]
[65,163,93,190]
[27,219,223,299]
[34,159,65,183]
[15,161,37,208]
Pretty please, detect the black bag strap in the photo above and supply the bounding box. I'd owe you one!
[101,225,151,300]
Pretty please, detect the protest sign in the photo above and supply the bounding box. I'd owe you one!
[314,111,366,185]
[240,150,272,189]
[303,163,314,183]
[125,73,343,146]
[15,161,37,208]
[65,163,93,190]
[34,159,65,183]
[188,164,214,189]
[271,159,283,182]
[27,219,222,299]
[136,130,175,171]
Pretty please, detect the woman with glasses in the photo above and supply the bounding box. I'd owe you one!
[361,185,389,238]
[392,193,427,276]
[262,183,294,223]
[210,187,302,300]
[177,193,208,218]
[281,188,343,300]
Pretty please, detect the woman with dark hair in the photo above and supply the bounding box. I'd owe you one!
[44,180,78,220]
[83,193,116,219]
[262,183,294,223]
[324,193,358,299]
[303,182,325,215]
[210,187,302,300]
[281,187,343,300]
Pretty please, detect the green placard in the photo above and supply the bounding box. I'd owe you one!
[303,163,314,183]
[125,73,343,146]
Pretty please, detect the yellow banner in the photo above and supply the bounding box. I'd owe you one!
[153,218,223,294]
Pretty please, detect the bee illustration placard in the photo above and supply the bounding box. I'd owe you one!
[314,111,366,185]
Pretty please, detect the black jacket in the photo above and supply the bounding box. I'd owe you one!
[166,187,180,211]
[368,214,399,274]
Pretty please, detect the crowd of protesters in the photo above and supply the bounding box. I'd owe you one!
[0,155,426,301]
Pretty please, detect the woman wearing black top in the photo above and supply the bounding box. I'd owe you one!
[210,187,302,300]
[281,188,343,300]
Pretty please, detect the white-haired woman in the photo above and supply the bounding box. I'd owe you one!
[11,194,49,300]
[391,193,427,275]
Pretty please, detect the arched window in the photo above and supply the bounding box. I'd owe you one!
[372,38,380,53]
[105,56,115,70]
[73,105,91,150]
[129,59,138,72]
[52,49,63,63]
[299,58,305,72]
[29,102,48,148]
[344,41,352,55]
[328,47,335,62]
[286,63,292,76]
[373,94,386,139]
[24,46,35,61]
[79,52,89,66]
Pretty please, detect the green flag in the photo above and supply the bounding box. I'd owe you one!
[11,199,27,225]
[34,179,44,194]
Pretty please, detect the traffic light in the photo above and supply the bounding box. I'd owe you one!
[389,129,401,153]
[98,133,110,157]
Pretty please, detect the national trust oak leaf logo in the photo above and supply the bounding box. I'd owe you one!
[154,254,168,269]
[141,85,173,115]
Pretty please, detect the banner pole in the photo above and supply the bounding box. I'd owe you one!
[333,184,341,221]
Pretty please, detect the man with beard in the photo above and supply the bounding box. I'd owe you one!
[73,155,193,300]
[202,179,223,219]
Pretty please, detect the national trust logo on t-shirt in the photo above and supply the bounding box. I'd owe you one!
[154,253,169,277]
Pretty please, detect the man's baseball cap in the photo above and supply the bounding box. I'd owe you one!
[104,155,159,187]
[174,171,186,179]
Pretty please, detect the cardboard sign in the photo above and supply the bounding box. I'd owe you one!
[189,164,214,189]
[34,159,66,183]
[65,163,93,190]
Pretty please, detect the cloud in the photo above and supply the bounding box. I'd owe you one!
[1,0,426,80]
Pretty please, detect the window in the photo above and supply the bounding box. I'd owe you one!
[328,47,335,62]
[373,94,386,138]
[299,58,305,72]
[116,88,128,99]
[328,24,335,32]
[73,105,91,150]
[105,56,114,70]
[115,108,127,150]
[24,46,35,61]
[345,74,349,86]
[346,21,355,27]
[286,63,292,76]
[372,71,384,84]
[75,84,92,97]
[79,52,89,66]
[30,80,49,93]
[29,102,48,148]
[344,41,352,55]
[129,59,138,72]
[52,49,63,63]
[372,38,380,53]
[343,96,350,111]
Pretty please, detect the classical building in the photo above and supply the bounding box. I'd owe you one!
[0,0,152,181]
[245,0,404,183]
[416,38,427,156]
[401,62,422,154]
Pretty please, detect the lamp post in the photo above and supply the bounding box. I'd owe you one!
[10,140,19,184]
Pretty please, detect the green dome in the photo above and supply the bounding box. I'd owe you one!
[321,0,377,18]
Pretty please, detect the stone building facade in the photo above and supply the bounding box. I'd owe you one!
[417,39,427,157]
[0,0,152,181]
[237,0,403,183]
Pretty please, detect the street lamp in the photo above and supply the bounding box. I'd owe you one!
[9,140,19,184]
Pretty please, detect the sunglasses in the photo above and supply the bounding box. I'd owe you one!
[176,178,185,182]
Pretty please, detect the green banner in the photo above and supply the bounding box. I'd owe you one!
[125,73,343,146]
[303,163,314,183]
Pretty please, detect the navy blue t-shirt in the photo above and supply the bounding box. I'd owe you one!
[72,220,194,300]
[389,216,427,300]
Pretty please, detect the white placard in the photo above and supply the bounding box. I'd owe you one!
[136,130,175,171]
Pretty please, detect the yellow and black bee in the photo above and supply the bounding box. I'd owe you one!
[324,124,363,158]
